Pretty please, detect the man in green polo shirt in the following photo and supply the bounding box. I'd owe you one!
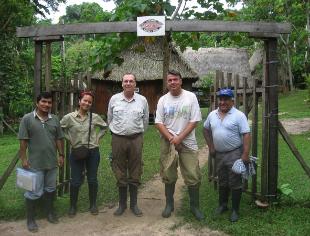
[18,92,64,232]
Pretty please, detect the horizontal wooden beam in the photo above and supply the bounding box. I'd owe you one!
[34,35,64,42]
[16,20,291,38]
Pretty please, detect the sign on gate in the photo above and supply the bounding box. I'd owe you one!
[137,16,165,36]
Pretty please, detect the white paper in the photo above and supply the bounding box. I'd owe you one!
[137,16,165,36]
[16,168,38,192]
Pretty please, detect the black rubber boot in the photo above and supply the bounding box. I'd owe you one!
[188,185,205,221]
[162,182,175,218]
[114,186,127,216]
[45,191,58,224]
[89,184,98,215]
[214,186,229,216]
[230,188,242,222]
[26,198,38,232]
[129,184,143,217]
[68,185,79,217]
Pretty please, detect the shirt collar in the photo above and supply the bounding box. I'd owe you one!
[216,106,235,115]
[121,92,136,102]
[73,110,89,118]
[33,109,52,119]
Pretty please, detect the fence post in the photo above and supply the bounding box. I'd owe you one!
[0,107,3,135]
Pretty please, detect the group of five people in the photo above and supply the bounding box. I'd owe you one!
[18,69,250,232]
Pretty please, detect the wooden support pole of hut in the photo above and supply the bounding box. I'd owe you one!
[219,71,224,88]
[227,72,232,88]
[162,33,171,93]
[233,74,239,108]
[34,41,43,101]
[243,77,248,117]
[45,42,52,92]
[214,71,220,110]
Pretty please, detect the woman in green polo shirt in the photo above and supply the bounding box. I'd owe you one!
[60,91,107,217]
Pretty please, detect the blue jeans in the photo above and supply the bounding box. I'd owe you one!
[70,147,100,187]
[24,168,57,200]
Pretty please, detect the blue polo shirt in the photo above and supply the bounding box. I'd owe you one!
[204,107,250,152]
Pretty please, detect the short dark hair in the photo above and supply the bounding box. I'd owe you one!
[168,69,182,79]
[36,92,52,103]
[122,73,136,82]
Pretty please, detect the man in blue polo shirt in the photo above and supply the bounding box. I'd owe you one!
[18,92,64,232]
[203,88,251,222]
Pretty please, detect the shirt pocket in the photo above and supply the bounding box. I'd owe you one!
[132,109,144,121]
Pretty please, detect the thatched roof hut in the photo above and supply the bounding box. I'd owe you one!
[182,47,251,79]
[93,38,198,81]
[91,38,198,116]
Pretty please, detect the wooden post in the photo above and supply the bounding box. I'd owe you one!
[261,48,269,199]
[34,41,43,101]
[227,72,232,88]
[234,74,239,108]
[265,38,278,202]
[243,77,248,117]
[162,34,171,93]
[45,42,52,92]
[0,107,3,135]
[251,79,259,200]
[219,71,224,88]
[214,71,220,109]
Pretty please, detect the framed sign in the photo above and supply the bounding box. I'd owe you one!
[137,16,165,36]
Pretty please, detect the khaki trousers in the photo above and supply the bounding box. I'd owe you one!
[159,138,201,186]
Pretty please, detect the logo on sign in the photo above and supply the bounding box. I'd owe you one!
[139,19,164,33]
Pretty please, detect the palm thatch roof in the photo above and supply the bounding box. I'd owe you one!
[182,47,251,78]
[92,38,197,82]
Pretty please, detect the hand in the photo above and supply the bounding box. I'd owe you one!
[22,159,30,169]
[169,135,182,146]
[58,155,64,167]
[241,154,250,163]
[209,146,216,158]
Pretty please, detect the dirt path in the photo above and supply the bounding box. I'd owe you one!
[0,147,225,236]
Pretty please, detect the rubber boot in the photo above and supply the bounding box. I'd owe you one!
[45,191,59,224]
[68,185,79,217]
[230,188,242,222]
[129,184,143,217]
[162,182,175,218]
[114,186,127,216]
[26,198,38,232]
[188,185,205,221]
[89,184,98,215]
[214,186,229,216]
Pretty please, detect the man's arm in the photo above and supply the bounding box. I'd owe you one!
[203,128,215,157]
[172,122,197,145]
[19,140,29,169]
[56,139,64,167]
[156,121,198,146]
[155,123,174,142]
[241,133,251,162]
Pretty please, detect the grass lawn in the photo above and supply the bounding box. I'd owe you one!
[0,125,161,220]
[0,89,309,235]
[180,89,310,236]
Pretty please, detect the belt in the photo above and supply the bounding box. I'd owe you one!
[111,132,142,138]
[217,146,242,154]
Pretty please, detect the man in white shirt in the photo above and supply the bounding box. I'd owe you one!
[108,73,149,217]
[155,70,204,221]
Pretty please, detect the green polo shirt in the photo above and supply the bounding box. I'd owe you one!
[18,111,64,170]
